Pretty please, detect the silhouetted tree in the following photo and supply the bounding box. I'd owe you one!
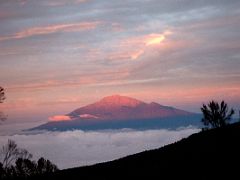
[1,139,32,168]
[0,87,5,103]
[201,100,234,129]
[15,158,37,178]
[0,86,7,122]
[37,157,58,174]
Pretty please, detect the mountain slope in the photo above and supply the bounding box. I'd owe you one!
[31,95,201,131]
[47,122,240,179]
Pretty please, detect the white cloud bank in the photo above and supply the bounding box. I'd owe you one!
[0,128,199,169]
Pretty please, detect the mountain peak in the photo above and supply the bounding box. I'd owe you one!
[67,94,194,122]
[98,95,145,107]
[32,94,199,131]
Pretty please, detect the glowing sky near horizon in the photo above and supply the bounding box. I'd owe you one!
[0,0,240,124]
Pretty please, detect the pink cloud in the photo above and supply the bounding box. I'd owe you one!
[0,98,39,110]
[6,69,131,92]
[48,115,72,122]
[0,21,101,41]
[6,79,95,92]
[109,31,172,61]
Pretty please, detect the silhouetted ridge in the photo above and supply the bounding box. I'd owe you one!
[44,122,240,179]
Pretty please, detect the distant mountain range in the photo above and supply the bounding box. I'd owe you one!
[31,95,201,131]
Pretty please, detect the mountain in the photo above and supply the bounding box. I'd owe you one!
[31,95,201,131]
[69,95,192,120]
[42,122,240,179]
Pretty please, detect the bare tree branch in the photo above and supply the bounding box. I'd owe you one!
[1,140,32,168]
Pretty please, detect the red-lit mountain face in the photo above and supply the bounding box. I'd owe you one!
[69,95,192,121]
[31,95,200,131]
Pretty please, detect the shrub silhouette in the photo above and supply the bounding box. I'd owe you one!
[201,100,234,129]
[0,140,58,179]
[37,157,58,174]
[15,158,37,178]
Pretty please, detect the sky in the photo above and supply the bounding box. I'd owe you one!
[0,0,240,125]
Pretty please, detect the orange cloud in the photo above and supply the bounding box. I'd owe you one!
[120,31,171,47]
[0,21,101,41]
[145,34,165,46]
[48,115,72,122]
[114,30,172,60]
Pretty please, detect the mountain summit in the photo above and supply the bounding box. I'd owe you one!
[31,95,200,131]
[95,95,145,107]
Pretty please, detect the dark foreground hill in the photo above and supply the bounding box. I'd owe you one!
[43,122,240,180]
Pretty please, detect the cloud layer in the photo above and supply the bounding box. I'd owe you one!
[0,128,199,169]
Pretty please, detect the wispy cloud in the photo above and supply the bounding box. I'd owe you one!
[114,31,172,60]
[107,49,144,61]
[0,21,101,41]
[6,77,160,92]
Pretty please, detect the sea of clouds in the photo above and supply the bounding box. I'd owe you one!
[0,127,199,169]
